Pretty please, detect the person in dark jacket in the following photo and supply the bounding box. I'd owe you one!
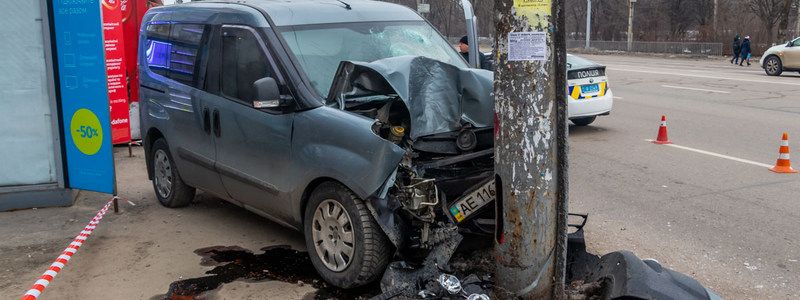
[739,36,752,66]
[730,34,742,64]
[458,35,490,70]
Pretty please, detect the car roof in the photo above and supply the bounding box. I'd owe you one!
[567,54,602,70]
[180,0,424,26]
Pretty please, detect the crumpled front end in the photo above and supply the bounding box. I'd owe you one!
[328,56,496,256]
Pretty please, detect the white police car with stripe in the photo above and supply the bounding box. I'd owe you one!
[567,54,613,126]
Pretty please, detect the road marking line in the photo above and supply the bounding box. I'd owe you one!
[645,139,773,168]
[610,68,800,86]
[611,63,765,75]
[613,96,624,100]
[661,85,730,94]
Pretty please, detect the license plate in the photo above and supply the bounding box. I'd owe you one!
[580,84,599,94]
[449,179,496,223]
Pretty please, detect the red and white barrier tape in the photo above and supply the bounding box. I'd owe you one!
[21,198,115,300]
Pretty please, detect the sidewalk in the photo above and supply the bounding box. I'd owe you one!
[0,146,311,299]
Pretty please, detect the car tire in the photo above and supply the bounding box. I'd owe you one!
[304,182,391,288]
[764,56,783,76]
[571,116,596,126]
[151,138,195,208]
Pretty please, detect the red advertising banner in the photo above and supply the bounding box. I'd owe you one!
[121,0,142,105]
[102,0,132,144]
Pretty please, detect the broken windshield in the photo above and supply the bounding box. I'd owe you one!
[279,21,467,98]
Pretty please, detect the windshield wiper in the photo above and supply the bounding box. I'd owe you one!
[336,0,352,10]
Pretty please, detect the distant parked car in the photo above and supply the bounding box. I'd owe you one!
[760,36,800,76]
[484,53,613,126]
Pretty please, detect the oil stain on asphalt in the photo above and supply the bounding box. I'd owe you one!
[153,245,381,300]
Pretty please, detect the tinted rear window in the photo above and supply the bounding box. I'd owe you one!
[567,54,599,70]
[144,23,207,87]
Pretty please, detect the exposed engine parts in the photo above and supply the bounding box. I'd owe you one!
[397,178,438,217]
[456,128,478,151]
[335,60,495,261]
[350,97,495,254]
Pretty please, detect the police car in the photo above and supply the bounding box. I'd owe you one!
[483,53,613,126]
[566,54,613,126]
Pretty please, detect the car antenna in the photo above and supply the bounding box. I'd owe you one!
[336,0,352,10]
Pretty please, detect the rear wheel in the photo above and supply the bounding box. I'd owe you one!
[304,182,390,288]
[151,138,195,208]
[764,56,783,76]
[571,116,596,126]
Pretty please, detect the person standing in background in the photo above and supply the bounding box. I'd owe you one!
[739,36,752,66]
[730,34,742,65]
[458,36,490,70]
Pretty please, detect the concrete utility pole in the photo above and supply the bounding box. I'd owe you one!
[585,0,592,49]
[627,0,636,51]
[494,0,568,298]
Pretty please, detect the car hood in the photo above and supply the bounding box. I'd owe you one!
[327,56,494,140]
[765,44,788,55]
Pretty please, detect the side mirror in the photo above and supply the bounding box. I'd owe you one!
[252,77,290,109]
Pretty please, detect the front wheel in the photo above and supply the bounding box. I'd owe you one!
[764,56,783,76]
[304,182,391,288]
[571,116,597,126]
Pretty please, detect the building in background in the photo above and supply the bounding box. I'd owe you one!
[0,1,72,211]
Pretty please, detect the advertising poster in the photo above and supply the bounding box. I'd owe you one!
[121,0,143,105]
[103,0,132,144]
[51,0,116,194]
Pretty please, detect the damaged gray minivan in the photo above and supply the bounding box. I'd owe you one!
[140,0,494,288]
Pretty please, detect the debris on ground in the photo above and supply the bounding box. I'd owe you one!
[158,213,720,300]
[565,214,722,300]
[158,245,380,300]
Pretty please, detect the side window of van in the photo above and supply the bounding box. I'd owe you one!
[220,27,272,103]
[144,23,207,87]
[144,23,171,77]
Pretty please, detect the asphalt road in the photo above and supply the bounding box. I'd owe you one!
[3,55,798,300]
[569,54,800,299]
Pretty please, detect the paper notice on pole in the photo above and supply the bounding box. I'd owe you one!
[508,32,547,61]
[513,0,551,29]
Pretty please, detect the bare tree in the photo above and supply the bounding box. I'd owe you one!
[665,0,695,39]
[776,0,795,42]
[692,0,717,40]
[748,0,787,43]
[380,0,791,54]
[796,0,800,37]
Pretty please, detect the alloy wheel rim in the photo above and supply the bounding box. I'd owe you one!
[154,149,173,199]
[311,199,355,272]
[767,59,778,73]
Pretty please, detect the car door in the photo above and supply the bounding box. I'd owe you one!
[205,25,295,219]
[784,38,800,69]
[141,22,227,198]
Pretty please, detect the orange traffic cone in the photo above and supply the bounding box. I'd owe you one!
[653,115,672,144]
[770,132,798,173]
